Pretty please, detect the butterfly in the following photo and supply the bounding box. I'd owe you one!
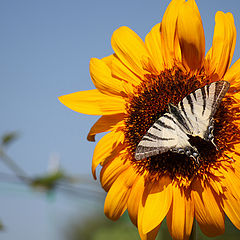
[135,80,230,164]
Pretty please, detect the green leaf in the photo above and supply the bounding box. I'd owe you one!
[1,132,18,146]
[31,171,65,191]
[0,220,4,231]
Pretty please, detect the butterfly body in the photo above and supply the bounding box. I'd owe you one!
[135,81,230,163]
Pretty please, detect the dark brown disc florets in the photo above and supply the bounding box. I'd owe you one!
[124,67,240,180]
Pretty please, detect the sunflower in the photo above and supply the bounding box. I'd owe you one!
[59,0,240,239]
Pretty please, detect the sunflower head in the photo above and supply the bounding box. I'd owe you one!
[59,0,240,239]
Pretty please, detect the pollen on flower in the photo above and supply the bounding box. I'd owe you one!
[123,67,240,181]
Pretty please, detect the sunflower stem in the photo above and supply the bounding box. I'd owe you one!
[189,219,197,240]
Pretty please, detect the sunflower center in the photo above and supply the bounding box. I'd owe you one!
[124,67,238,181]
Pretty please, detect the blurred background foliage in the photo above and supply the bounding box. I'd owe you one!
[0,132,240,240]
[64,212,240,240]
[1,132,240,240]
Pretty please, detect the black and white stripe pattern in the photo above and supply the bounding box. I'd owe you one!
[135,81,230,161]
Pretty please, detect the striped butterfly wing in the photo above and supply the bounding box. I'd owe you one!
[177,81,230,140]
[135,113,194,160]
[135,81,230,161]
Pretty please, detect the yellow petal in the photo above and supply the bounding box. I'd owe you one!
[104,167,137,220]
[138,189,161,240]
[192,178,225,237]
[177,0,205,71]
[100,154,130,191]
[111,55,142,86]
[127,176,145,226]
[59,89,126,115]
[101,54,114,69]
[91,131,124,179]
[138,225,160,240]
[224,58,240,90]
[102,53,139,89]
[142,175,172,234]
[220,165,240,201]
[233,160,240,177]
[145,23,164,73]
[206,11,236,79]
[220,161,240,229]
[111,26,150,78]
[103,54,138,93]
[87,113,125,141]
[166,185,194,240]
[122,81,135,95]
[161,0,185,68]
[207,175,224,195]
[90,58,127,97]
[222,190,240,229]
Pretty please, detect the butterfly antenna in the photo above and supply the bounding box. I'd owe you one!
[211,139,219,151]
[211,139,234,162]
[212,140,234,162]
[224,153,235,162]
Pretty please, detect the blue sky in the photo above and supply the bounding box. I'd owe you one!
[1,0,240,239]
